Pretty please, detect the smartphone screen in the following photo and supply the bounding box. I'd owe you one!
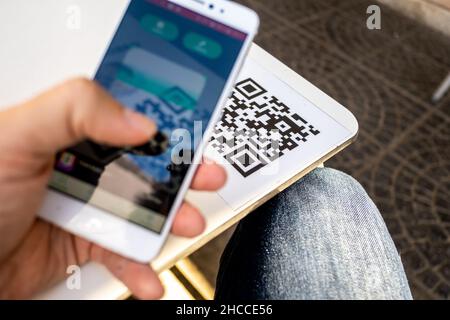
[49,0,248,233]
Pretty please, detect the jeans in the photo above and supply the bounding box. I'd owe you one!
[215,168,412,300]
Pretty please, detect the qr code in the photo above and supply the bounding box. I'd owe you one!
[210,78,321,178]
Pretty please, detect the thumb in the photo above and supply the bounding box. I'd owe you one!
[0,78,156,156]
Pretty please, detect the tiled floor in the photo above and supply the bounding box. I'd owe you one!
[191,0,450,299]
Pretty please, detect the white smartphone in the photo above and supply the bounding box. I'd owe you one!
[37,0,259,263]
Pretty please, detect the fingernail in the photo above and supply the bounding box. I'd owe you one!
[124,109,156,137]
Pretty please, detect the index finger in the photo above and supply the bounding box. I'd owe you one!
[190,162,227,191]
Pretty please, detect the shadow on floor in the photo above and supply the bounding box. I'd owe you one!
[190,0,450,300]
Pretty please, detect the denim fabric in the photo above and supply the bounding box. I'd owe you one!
[215,168,412,300]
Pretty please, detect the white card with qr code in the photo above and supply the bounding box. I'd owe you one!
[204,58,352,210]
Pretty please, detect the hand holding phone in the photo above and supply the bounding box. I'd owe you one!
[0,76,230,299]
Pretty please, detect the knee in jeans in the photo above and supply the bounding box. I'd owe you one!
[308,167,367,195]
[280,167,379,224]
[290,167,368,199]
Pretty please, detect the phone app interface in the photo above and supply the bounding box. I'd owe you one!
[49,0,247,233]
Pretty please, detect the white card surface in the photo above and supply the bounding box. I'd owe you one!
[205,57,352,211]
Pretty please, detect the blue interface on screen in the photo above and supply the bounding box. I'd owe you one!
[49,0,247,233]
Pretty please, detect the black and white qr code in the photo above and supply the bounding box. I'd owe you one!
[210,78,321,178]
